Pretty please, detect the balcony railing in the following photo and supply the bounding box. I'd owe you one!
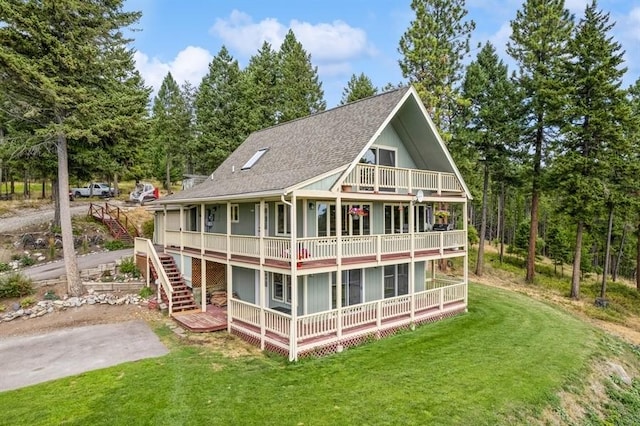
[165,230,466,265]
[228,282,466,344]
[343,164,463,194]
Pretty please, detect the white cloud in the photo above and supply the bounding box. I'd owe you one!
[210,10,375,68]
[134,46,213,94]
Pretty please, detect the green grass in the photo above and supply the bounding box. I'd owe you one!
[0,284,604,425]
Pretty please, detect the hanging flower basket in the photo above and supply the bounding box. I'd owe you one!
[349,207,368,218]
[434,210,450,219]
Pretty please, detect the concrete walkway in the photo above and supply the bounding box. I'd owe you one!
[0,320,168,392]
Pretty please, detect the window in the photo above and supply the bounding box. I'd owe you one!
[276,203,291,235]
[384,204,409,234]
[270,273,292,303]
[384,264,409,298]
[342,204,371,236]
[360,146,396,192]
[317,203,336,237]
[242,148,268,170]
[332,270,363,308]
[230,204,239,223]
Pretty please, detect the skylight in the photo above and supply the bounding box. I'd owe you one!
[241,148,268,170]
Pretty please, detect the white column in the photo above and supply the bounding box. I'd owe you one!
[200,203,206,312]
[226,202,233,332]
[289,194,298,361]
[179,205,184,273]
[409,201,415,322]
[336,195,343,339]
[259,200,266,350]
[162,205,167,249]
[463,198,469,309]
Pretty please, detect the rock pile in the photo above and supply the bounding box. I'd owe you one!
[1,292,149,323]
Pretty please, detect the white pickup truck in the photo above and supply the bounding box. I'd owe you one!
[71,183,114,198]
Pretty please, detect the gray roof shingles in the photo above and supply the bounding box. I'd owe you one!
[163,87,410,202]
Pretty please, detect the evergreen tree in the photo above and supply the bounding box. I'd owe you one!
[340,73,378,105]
[507,0,574,283]
[553,1,630,299]
[277,30,326,122]
[195,46,246,173]
[0,0,141,295]
[241,41,279,132]
[629,79,640,290]
[398,0,475,133]
[461,42,517,276]
[151,72,191,190]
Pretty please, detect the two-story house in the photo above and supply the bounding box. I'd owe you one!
[136,86,471,361]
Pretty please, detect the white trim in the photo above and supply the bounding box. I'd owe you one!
[275,202,291,236]
[230,204,240,223]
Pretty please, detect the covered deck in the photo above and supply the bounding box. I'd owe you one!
[228,280,467,359]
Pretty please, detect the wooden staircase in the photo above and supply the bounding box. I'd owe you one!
[151,253,198,313]
[89,202,138,243]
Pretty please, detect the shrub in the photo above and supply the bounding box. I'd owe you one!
[0,262,10,272]
[139,286,154,298]
[119,256,140,277]
[19,255,35,267]
[0,273,34,298]
[20,296,36,308]
[104,240,126,251]
[142,219,154,239]
[43,290,59,300]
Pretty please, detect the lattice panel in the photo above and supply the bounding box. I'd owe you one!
[190,259,226,290]
[192,258,202,288]
[231,327,261,348]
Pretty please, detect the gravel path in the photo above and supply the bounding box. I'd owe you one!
[0,204,89,234]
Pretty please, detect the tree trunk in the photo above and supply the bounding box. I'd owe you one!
[57,132,82,296]
[113,172,120,197]
[613,223,627,282]
[499,182,505,264]
[165,154,172,193]
[637,221,640,291]
[600,204,614,299]
[526,120,544,283]
[52,178,60,228]
[571,221,584,300]
[475,163,490,276]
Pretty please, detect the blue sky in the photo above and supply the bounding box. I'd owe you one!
[126,0,640,108]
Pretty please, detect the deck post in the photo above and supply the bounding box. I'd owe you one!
[227,202,233,333]
[200,203,206,312]
[179,205,184,274]
[463,198,469,307]
[409,200,415,322]
[259,200,266,350]
[336,195,343,340]
[288,193,298,361]
[163,205,167,250]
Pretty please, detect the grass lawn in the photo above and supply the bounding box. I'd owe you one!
[0,284,606,425]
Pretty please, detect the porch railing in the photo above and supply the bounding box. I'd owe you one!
[228,282,466,347]
[343,164,463,194]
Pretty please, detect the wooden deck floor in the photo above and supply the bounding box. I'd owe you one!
[172,304,228,332]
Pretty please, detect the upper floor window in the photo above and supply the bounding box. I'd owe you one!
[360,146,396,167]
[242,148,268,170]
[276,203,291,235]
[230,204,239,223]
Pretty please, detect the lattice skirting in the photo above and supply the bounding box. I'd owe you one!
[231,306,467,360]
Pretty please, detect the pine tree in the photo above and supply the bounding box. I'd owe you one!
[241,41,279,133]
[629,79,640,291]
[277,30,326,122]
[195,46,246,173]
[151,72,191,190]
[507,0,574,283]
[552,1,632,300]
[0,0,141,296]
[340,73,378,105]
[398,0,475,133]
[461,42,517,276]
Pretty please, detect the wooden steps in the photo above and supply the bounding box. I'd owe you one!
[152,253,198,313]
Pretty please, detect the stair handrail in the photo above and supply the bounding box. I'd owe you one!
[88,203,105,222]
[135,237,173,315]
[105,203,140,237]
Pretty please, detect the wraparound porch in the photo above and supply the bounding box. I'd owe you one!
[227,280,466,359]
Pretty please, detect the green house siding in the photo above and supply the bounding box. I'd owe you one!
[414,261,426,292]
[306,273,331,313]
[373,125,417,169]
[232,266,256,303]
[302,171,342,191]
[365,267,383,302]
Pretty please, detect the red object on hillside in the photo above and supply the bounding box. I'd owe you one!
[153,187,160,199]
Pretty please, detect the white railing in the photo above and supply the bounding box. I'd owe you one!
[230,235,260,257]
[297,311,338,340]
[344,164,463,193]
[192,231,464,263]
[203,233,226,252]
[134,237,174,315]
[381,294,411,319]
[229,299,261,327]
[265,309,291,338]
[183,231,202,248]
[342,301,378,329]
[165,230,180,247]
[415,289,441,310]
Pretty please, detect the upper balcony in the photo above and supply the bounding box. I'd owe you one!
[342,164,464,195]
[164,229,466,271]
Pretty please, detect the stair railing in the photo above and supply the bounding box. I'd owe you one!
[104,203,140,237]
[135,237,174,315]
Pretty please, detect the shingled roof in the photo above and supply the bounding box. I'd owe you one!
[162,86,411,203]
